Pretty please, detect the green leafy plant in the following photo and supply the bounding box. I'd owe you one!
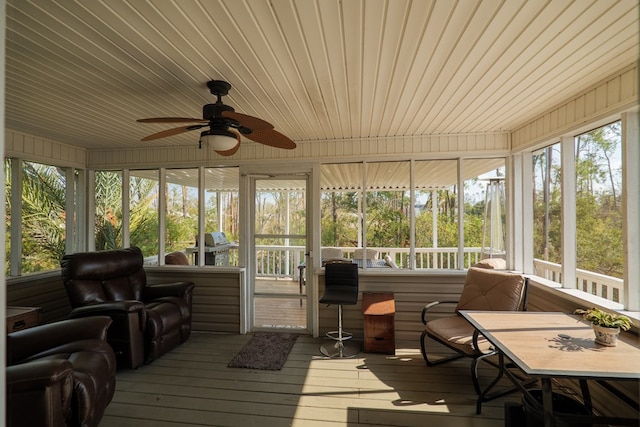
[574,307,633,331]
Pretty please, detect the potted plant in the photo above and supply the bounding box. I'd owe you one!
[574,307,633,346]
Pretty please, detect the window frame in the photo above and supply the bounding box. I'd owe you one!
[519,114,638,311]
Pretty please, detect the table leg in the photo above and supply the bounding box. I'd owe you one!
[541,378,554,427]
[579,379,592,414]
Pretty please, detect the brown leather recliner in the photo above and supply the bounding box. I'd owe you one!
[6,316,116,427]
[61,246,195,368]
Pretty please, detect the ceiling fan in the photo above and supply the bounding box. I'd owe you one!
[137,80,296,156]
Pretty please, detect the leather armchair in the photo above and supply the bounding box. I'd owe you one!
[61,246,195,368]
[6,316,116,427]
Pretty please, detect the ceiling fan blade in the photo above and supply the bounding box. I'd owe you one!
[214,131,241,156]
[141,124,204,141]
[221,111,273,130]
[244,129,296,149]
[214,142,241,156]
[138,117,208,123]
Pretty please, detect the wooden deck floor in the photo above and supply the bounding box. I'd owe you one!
[254,278,307,329]
[100,332,522,426]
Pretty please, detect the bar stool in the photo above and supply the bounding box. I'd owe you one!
[319,261,360,358]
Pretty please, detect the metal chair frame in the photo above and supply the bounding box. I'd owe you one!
[420,276,530,397]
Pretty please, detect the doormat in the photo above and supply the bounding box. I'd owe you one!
[228,332,298,370]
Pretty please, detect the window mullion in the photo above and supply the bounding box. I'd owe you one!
[457,159,464,269]
[64,167,75,255]
[87,170,96,251]
[10,159,22,276]
[561,136,577,289]
[409,159,416,270]
[122,170,130,248]
[158,168,166,265]
[622,111,639,311]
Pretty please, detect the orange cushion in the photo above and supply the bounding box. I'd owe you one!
[473,258,506,269]
[165,252,189,265]
[425,315,492,355]
[456,267,525,312]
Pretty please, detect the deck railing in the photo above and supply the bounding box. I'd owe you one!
[255,249,624,305]
[254,246,484,279]
[533,259,624,303]
[154,247,624,305]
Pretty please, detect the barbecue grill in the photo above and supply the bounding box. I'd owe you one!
[193,231,231,266]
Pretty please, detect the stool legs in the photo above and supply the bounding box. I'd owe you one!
[320,305,360,358]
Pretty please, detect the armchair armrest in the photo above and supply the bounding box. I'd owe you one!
[7,360,73,427]
[69,300,146,318]
[421,300,459,325]
[7,317,112,365]
[144,281,195,300]
[7,359,73,391]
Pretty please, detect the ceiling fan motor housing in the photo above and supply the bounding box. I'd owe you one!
[203,103,234,120]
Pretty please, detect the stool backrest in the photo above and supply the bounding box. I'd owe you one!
[325,261,359,295]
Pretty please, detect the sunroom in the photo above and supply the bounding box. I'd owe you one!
[3,1,639,426]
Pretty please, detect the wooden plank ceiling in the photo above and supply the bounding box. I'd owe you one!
[6,0,639,154]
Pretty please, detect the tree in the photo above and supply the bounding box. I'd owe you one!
[10,162,67,272]
[95,171,123,250]
[575,122,622,278]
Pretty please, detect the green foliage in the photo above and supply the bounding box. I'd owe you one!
[128,176,159,256]
[533,122,622,278]
[321,192,359,246]
[574,307,632,330]
[365,191,410,248]
[321,187,486,254]
[462,213,483,247]
[13,162,67,273]
[95,171,123,250]
[575,194,623,277]
[532,147,563,263]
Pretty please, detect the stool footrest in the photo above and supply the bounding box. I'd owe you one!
[320,340,361,358]
[326,330,353,341]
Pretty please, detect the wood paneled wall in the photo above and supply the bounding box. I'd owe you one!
[6,271,72,324]
[145,267,243,334]
[5,130,86,168]
[317,270,467,348]
[86,132,509,169]
[512,64,638,151]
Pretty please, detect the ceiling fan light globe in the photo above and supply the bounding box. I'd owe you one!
[199,130,237,151]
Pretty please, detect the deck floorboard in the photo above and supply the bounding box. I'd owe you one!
[101,332,521,426]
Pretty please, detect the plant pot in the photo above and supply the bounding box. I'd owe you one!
[592,324,620,346]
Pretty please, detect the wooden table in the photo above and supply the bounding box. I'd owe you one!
[6,306,40,333]
[362,292,395,354]
[460,311,640,427]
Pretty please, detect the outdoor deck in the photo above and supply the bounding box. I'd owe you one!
[100,332,521,426]
[254,278,307,329]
